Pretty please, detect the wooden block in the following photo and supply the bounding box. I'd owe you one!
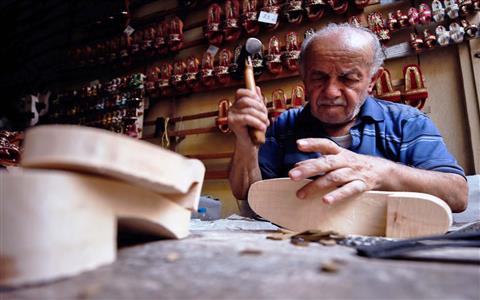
[0,169,191,287]
[248,178,452,238]
[21,125,205,210]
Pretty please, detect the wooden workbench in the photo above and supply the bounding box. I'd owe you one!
[1,217,479,299]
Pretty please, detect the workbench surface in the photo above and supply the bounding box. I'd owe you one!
[2,217,479,299]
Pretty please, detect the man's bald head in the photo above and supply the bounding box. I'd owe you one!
[299,23,385,78]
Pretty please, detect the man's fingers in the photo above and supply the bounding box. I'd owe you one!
[236,88,263,103]
[295,168,352,198]
[234,96,268,114]
[229,114,268,132]
[322,180,367,204]
[297,138,341,155]
[289,155,346,180]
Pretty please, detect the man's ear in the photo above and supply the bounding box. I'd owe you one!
[367,67,384,94]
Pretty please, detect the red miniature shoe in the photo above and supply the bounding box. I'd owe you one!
[263,0,281,30]
[374,68,402,102]
[409,32,424,52]
[282,32,301,72]
[155,20,169,56]
[328,0,349,14]
[216,99,232,133]
[171,60,188,92]
[461,19,478,38]
[270,89,287,120]
[290,85,305,108]
[200,51,216,88]
[158,63,173,96]
[252,42,265,77]
[242,0,260,36]
[423,29,437,48]
[386,12,399,31]
[395,9,409,27]
[229,44,242,76]
[223,0,241,43]
[146,65,160,97]
[204,3,223,46]
[402,64,428,110]
[142,26,156,56]
[348,16,363,27]
[184,56,201,91]
[368,12,391,43]
[304,0,326,21]
[131,30,143,56]
[284,0,304,24]
[407,7,419,26]
[168,16,184,52]
[266,36,283,75]
[418,3,432,24]
[215,49,233,85]
[119,33,132,67]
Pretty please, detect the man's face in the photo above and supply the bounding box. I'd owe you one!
[303,37,376,125]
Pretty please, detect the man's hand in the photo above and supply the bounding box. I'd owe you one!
[228,87,269,147]
[288,138,392,204]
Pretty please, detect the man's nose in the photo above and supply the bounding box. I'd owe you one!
[323,80,342,98]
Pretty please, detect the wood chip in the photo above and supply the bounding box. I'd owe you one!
[266,232,296,240]
[291,237,310,247]
[239,249,263,256]
[320,260,342,273]
[319,239,337,246]
[165,252,180,262]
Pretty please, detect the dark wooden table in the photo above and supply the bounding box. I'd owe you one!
[2,218,479,299]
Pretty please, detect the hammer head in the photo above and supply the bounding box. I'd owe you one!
[232,38,263,80]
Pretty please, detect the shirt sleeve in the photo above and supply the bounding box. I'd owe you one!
[258,123,285,179]
[399,114,465,177]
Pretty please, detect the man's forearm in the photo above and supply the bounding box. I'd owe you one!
[381,160,468,213]
[228,142,262,200]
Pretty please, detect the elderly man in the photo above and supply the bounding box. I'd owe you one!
[228,23,468,212]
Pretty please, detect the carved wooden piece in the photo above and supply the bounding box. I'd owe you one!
[248,178,452,238]
[0,169,191,287]
[21,125,205,210]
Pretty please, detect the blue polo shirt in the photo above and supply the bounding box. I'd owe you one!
[259,96,465,179]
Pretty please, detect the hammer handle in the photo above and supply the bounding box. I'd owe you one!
[244,59,266,145]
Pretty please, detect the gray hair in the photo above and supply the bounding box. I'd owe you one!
[298,23,386,78]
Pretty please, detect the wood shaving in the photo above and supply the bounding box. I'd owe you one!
[239,249,263,256]
[165,252,180,262]
[320,260,342,273]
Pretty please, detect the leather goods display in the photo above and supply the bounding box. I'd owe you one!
[432,0,446,22]
[374,68,402,102]
[436,25,451,46]
[270,89,287,119]
[223,0,241,43]
[168,16,184,51]
[171,60,188,92]
[290,85,305,108]
[142,26,156,56]
[251,42,265,76]
[282,32,301,72]
[216,98,232,133]
[403,64,428,110]
[155,20,169,55]
[461,19,479,38]
[229,44,243,75]
[242,0,260,36]
[200,51,216,88]
[159,63,173,96]
[215,48,233,85]
[410,32,424,51]
[248,178,452,238]
[0,131,21,166]
[263,0,281,30]
[449,22,465,43]
[184,56,201,91]
[418,3,432,24]
[407,7,419,26]
[145,66,160,96]
[131,30,143,56]
[204,3,223,46]
[368,12,390,43]
[119,33,132,66]
[304,0,326,21]
[108,37,120,63]
[445,0,460,19]
[284,0,304,24]
[266,35,283,75]
[423,29,437,48]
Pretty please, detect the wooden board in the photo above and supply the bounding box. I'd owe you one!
[21,125,205,210]
[248,178,452,238]
[0,169,191,287]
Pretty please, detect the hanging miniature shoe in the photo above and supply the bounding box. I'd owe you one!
[184,56,201,91]
[290,85,305,108]
[171,60,188,93]
[386,12,399,31]
[85,45,95,66]
[444,0,460,19]
[460,19,478,38]
[266,36,283,75]
[418,3,432,24]
[402,64,428,110]
[216,99,232,133]
[432,0,446,22]
[423,29,437,48]
[473,0,480,10]
[242,0,260,36]
[409,32,424,52]
[407,7,419,26]
[449,22,465,43]
[269,89,287,120]
[158,63,173,96]
[348,16,363,28]
[368,12,391,43]
[374,68,402,102]
[252,42,265,77]
[142,26,156,56]
[395,10,409,28]
[304,0,327,21]
[223,0,241,43]
[0,131,21,166]
[95,42,106,65]
[215,48,233,85]
[284,0,304,24]
[200,51,216,88]
[436,25,450,46]
[204,3,224,46]
[155,20,169,55]
[119,33,132,67]
[108,37,120,63]
[282,32,301,72]
[262,0,281,30]
[459,0,475,15]
[145,66,160,97]
[131,30,143,56]
[328,0,349,14]
[229,44,243,76]
[168,16,184,52]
